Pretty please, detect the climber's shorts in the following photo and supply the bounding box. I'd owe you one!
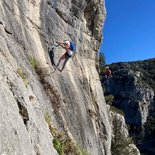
[65,52,72,59]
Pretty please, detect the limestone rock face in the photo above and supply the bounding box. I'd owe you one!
[109,109,140,155]
[0,0,111,155]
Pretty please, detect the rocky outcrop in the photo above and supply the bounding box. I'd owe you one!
[105,68,154,126]
[109,108,140,155]
[104,59,155,154]
[0,0,111,155]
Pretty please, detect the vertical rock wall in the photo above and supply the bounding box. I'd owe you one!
[0,0,111,155]
[110,110,140,155]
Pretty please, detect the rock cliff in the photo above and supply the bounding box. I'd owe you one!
[109,109,140,155]
[104,59,155,154]
[0,0,112,155]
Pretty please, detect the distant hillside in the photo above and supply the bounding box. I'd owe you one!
[111,58,155,91]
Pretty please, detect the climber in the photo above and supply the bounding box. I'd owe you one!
[56,40,76,72]
[104,66,112,78]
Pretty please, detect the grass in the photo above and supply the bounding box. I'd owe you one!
[53,139,64,155]
[44,111,51,127]
[28,56,38,70]
[17,68,28,87]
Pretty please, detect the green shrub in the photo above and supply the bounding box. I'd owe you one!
[99,52,106,72]
[105,95,114,106]
[110,106,124,116]
[53,139,64,155]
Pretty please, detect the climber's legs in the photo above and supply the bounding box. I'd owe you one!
[57,52,71,72]
[59,57,69,72]
[56,53,66,67]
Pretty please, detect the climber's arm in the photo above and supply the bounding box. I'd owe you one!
[57,41,65,48]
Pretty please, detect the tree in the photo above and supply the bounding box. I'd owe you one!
[99,52,106,72]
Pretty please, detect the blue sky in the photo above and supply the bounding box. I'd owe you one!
[100,0,155,64]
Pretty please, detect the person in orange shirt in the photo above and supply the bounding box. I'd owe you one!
[104,66,112,78]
